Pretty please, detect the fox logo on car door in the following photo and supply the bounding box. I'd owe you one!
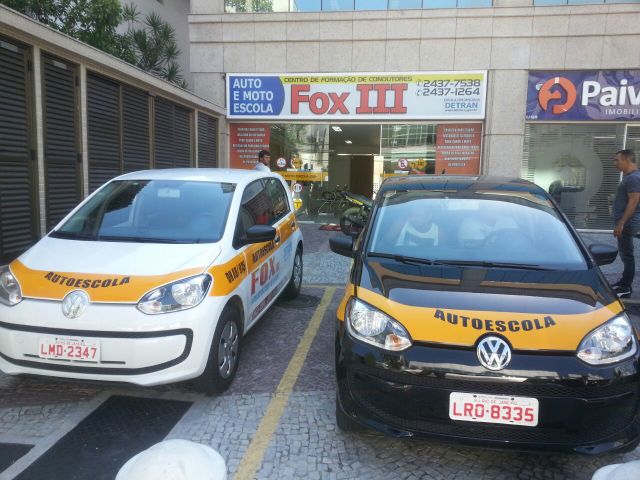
[251,257,280,295]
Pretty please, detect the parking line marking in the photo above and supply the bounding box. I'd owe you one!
[234,286,336,480]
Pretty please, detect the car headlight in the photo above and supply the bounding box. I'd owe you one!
[577,315,637,365]
[0,266,22,306]
[346,297,412,351]
[137,274,212,314]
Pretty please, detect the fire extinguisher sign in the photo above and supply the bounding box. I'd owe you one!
[227,71,487,120]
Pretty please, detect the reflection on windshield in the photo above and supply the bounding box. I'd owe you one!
[50,180,236,244]
[368,192,587,270]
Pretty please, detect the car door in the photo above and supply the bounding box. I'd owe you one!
[235,179,283,329]
[263,177,295,282]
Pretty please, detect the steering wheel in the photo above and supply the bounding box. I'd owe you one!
[483,228,533,250]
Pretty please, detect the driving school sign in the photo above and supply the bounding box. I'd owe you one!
[526,70,640,121]
[227,71,487,120]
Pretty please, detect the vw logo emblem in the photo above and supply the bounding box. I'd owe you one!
[477,336,511,371]
[62,290,89,319]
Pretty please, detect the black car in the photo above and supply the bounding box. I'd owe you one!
[330,175,639,454]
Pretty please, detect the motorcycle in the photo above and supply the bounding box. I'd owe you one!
[339,191,372,237]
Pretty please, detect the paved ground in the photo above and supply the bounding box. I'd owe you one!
[1,225,640,479]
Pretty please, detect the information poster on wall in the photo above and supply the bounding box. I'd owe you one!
[230,123,271,169]
[435,124,482,175]
[227,71,487,120]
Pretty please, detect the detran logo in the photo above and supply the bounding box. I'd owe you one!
[537,77,577,115]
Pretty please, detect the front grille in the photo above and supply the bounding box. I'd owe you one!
[348,366,640,445]
[354,364,638,399]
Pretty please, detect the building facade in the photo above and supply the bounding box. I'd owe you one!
[189,0,640,230]
[0,5,225,263]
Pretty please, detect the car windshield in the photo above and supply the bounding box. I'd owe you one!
[50,180,236,244]
[368,190,587,270]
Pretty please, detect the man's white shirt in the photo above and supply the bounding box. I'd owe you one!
[254,162,270,172]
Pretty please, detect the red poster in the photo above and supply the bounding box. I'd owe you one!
[435,124,482,175]
[230,123,271,169]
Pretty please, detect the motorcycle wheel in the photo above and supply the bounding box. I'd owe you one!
[340,207,364,237]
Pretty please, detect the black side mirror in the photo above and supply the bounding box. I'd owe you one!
[242,225,276,245]
[330,235,354,258]
[589,243,618,266]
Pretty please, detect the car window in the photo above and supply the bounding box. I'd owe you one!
[236,180,273,238]
[368,191,587,270]
[51,180,236,243]
[264,178,290,223]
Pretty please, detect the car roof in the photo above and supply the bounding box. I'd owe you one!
[114,168,278,187]
[379,175,548,197]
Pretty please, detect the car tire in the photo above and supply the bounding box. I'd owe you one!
[336,394,364,433]
[281,247,302,300]
[193,307,242,396]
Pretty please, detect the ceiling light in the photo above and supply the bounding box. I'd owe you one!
[332,126,342,132]
[345,140,352,144]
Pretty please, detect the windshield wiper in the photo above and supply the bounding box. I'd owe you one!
[367,252,436,266]
[49,230,97,241]
[96,235,189,244]
[434,260,554,271]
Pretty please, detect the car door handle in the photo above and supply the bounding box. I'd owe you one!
[290,220,296,229]
[274,235,281,244]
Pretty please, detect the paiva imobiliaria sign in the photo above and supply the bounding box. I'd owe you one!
[526,70,640,121]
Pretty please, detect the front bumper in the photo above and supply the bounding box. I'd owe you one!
[336,326,640,454]
[0,296,228,386]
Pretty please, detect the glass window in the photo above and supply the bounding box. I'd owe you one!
[533,0,566,4]
[423,0,457,8]
[389,0,422,8]
[322,0,354,10]
[457,0,492,6]
[523,123,626,230]
[291,0,321,11]
[264,178,291,222]
[356,0,387,9]
[51,180,236,243]
[368,192,587,270]
[237,180,274,236]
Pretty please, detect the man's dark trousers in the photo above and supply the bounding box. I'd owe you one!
[618,227,639,288]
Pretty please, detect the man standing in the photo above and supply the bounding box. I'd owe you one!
[612,149,640,297]
[254,150,271,172]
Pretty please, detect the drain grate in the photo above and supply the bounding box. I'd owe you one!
[16,395,192,480]
[276,294,321,309]
[0,443,33,474]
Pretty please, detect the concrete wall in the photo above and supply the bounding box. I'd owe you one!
[188,0,640,176]
[127,0,193,88]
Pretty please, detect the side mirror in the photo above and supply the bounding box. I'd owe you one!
[330,235,354,258]
[243,225,277,245]
[589,243,618,266]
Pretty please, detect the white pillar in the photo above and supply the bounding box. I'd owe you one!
[32,46,46,236]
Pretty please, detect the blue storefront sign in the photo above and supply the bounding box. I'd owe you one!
[227,71,487,120]
[526,71,640,121]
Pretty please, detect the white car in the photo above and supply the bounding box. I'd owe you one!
[0,169,303,393]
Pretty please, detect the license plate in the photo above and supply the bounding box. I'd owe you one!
[449,392,539,427]
[38,337,100,362]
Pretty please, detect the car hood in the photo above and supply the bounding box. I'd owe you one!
[10,236,221,303]
[357,258,624,351]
